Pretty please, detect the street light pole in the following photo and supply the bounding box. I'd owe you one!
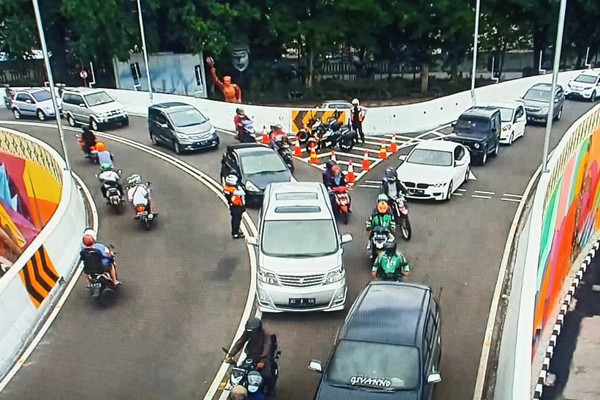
[541,0,567,173]
[135,0,153,103]
[31,0,70,171]
[470,0,481,105]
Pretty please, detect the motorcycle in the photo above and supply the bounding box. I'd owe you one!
[96,170,124,213]
[276,142,295,174]
[390,194,412,241]
[238,119,256,143]
[331,186,350,224]
[221,336,281,398]
[76,135,98,163]
[3,87,14,109]
[83,246,118,307]
[369,225,395,262]
[132,183,157,230]
[296,118,318,146]
[312,118,357,152]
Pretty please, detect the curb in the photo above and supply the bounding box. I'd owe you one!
[533,238,600,399]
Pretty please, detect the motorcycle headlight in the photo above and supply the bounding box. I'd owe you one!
[230,368,245,384]
[325,267,344,284]
[258,268,279,285]
[247,371,263,393]
[473,143,481,149]
[375,242,385,249]
[245,181,260,192]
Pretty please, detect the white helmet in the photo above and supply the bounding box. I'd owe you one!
[225,174,238,186]
[83,228,97,241]
[127,174,142,187]
[352,98,359,105]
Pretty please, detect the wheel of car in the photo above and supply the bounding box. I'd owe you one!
[592,91,597,102]
[122,117,129,127]
[464,167,470,186]
[67,114,76,127]
[173,140,182,154]
[12,108,21,119]
[36,109,46,121]
[481,150,487,165]
[445,182,453,202]
[491,141,500,157]
[557,107,563,120]
[150,133,159,146]
[509,132,514,146]
[90,119,99,131]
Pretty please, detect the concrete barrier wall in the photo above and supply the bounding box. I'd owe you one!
[0,127,88,379]
[101,70,583,135]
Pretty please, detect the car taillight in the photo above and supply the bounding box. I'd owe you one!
[136,205,145,213]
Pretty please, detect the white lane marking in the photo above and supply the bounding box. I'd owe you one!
[364,180,381,184]
[501,197,521,203]
[471,194,492,199]
[0,120,260,400]
[453,193,463,196]
[456,188,466,192]
[474,190,495,195]
[469,170,477,181]
[357,184,380,189]
[503,193,523,198]
[0,172,99,393]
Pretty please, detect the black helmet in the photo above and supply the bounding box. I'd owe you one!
[385,167,396,181]
[245,317,262,332]
[384,240,397,255]
[325,160,338,170]
[236,108,245,115]
[82,125,90,133]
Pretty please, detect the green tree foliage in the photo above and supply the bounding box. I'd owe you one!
[0,0,38,56]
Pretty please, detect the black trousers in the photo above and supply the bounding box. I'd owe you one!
[352,121,364,142]
[230,206,245,235]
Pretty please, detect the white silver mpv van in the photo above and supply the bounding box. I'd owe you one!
[247,182,352,312]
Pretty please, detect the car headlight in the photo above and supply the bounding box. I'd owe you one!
[568,82,573,89]
[432,182,447,188]
[502,124,511,132]
[258,268,279,285]
[474,143,481,149]
[325,267,344,284]
[245,181,260,192]
[174,133,188,140]
[209,127,216,136]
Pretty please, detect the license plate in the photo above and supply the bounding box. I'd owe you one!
[289,298,315,307]
[200,140,207,145]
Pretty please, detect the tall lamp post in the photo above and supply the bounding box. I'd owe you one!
[135,0,153,103]
[31,0,70,171]
[471,0,481,105]
[541,0,567,173]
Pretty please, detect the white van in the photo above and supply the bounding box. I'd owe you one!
[247,182,352,312]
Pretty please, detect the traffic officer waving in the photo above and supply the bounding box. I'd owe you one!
[223,174,246,239]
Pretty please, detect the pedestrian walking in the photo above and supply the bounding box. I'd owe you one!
[223,174,246,239]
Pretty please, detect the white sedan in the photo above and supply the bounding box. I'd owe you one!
[396,140,471,201]
[490,101,527,145]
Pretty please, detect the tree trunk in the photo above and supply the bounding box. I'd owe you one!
[498,42,507,78]
[450,61,458,83]
[420,63,429,93]
[307,48,314,87]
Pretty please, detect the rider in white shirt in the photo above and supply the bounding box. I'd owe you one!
[126,174,153,212]
[97,163,123,201]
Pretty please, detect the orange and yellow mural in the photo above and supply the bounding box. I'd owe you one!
[0,150,61,264]
[535,109,600,349]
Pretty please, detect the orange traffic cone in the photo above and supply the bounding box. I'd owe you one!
[379,141,388,159]
[262,126,270,144]
[294,138,302,157]
[362,150,371,171]
[330,150,337,162]
[346,160,356,183]
[390,134,398,153]
[310,143,318,164]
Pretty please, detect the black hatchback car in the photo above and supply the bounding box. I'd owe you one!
[148,102,219,154]
[447,106,502,166]
[220,143,293,205]
[309,282,442,400]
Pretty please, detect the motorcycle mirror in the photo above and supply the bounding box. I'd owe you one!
[94,174,99,178]
[221,347,229,354]
[117,169,122,174]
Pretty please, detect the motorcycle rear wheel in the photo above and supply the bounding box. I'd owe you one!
[98,287,116,307]
[400,216,412,241]
[341,211,348,225]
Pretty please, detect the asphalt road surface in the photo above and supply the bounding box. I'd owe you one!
[0,98,595,400]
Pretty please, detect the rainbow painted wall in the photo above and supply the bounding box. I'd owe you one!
[0,131,63,265]
[534,108,600,344]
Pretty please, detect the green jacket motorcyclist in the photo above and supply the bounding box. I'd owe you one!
[365,200,396,233]
[372,241,410,279]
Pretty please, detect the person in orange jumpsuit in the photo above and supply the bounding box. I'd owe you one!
[206,57,242,103]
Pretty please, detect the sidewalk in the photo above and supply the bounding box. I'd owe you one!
[542,255,600,400]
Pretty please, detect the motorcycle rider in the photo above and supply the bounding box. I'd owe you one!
[223,174,246,239]
[234,108,253,142]
[381,167,408,200]
[324,165,350,211]
[97,163,124,203]
[224,317,276,394]
[228,385,248,400]
[126,174,154,214]
[269,124,289,149]
[371,241,411,280]
[350,98,366,144]
[365,200,396,250]
[80,125,97,158]
[322,160,337,186]
[80,229,120,286]
[95,142,114,168]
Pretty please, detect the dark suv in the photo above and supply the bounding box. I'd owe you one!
[308,281,442,400]
[148,102,219,154]
[447,106,501,165]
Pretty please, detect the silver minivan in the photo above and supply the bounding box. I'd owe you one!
[247,182,352,313]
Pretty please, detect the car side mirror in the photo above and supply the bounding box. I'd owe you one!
[341,234,353,244]
[160,123,168,129]
[554,98,559,103]
[79,103,86,108]
[308,360,323,373]
[451,121,457,127]
[25,99,32,104]
[427,373,442,384]
[246,236,258,246]
[398,154,407,161]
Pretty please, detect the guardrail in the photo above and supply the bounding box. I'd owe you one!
[0,127,88,380]
[101,70,583,135]
[492,103,600,399]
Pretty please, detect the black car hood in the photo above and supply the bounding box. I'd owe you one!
[316,383,420,400]
[242,170,291,190]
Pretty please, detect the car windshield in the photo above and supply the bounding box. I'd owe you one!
[498,107,514,122]
[523,88,551,102]
[169,108,207,127]
[31,90,51,102]
[406,149,452,167]
[240,152,287,175]
[574,74,597,84]
[326,340,420,391]
[261,219,338,257]
[84,91,115,106]
[454,116,491,135]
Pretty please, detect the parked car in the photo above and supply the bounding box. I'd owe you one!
[246,182,352,312]
[319,100,353,110]
[446,106,501,165]
[565,70,600,102]
[61,87,128,130]
[148,102,219,154]
[520,83,564,123]
[220,143,293,205]
[396,140,470,201]
[309,281,442,400]
[489,101,527,145]
[11,88,60,121]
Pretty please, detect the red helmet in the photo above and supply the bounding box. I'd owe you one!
[82,235,95,247]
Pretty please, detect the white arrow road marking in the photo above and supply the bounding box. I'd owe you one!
[469,170,477,180]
